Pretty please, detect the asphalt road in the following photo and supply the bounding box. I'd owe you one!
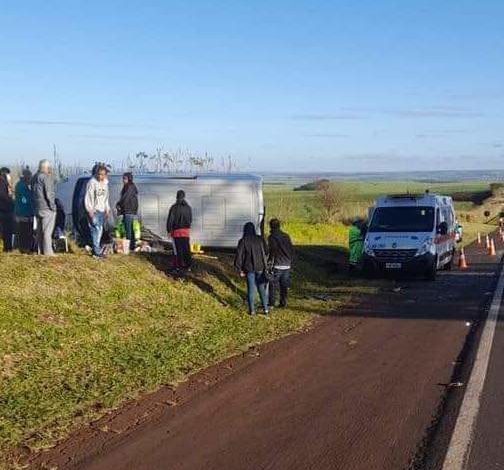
[466,278,504,470]
[31,241,502,470]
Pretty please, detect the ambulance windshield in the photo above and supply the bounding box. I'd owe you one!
[368,206,435,233]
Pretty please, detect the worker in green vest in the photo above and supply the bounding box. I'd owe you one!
[349,218,366,271]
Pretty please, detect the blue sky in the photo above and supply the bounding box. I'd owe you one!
[0,0,503,172]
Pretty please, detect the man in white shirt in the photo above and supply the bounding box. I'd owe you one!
[84,164,110,258]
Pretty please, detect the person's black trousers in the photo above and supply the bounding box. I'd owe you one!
[269,268,291,307]
[174,237,192,269]
[0,212,14,252]
[16,218,34,253]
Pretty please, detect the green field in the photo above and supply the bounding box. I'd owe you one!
[263,179,502,249]
[264,180,490,224]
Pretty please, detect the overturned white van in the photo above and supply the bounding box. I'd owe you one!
[363,193,456,280]
[56,173,264,248]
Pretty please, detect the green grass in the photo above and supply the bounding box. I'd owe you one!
[283,221,348,246]
[459,222,496,248]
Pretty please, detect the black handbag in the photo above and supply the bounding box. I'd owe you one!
[260,241,275,282]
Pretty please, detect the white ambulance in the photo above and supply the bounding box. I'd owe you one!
[363,193,456,280]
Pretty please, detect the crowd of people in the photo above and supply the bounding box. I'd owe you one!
[1,159,296,315]
[0,161,66,255]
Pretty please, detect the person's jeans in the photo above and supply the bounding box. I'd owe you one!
[36,210,56,256]
[246,271,269,314]
[123,214,136,251]
[269,268,291,307]
[0,211,14,252]
[89,211,105,256]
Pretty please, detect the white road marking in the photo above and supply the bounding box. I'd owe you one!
[442,258,504,470]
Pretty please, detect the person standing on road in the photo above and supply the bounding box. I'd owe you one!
[84,164,111,259]
[116,172,139,252]
[32,160,57,256]
[0,167,14,252]
[268,218,294,309]
[14,167,35,253]
[166,189,192,271]
[234,222,270,316]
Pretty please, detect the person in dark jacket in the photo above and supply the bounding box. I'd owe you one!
[234,222,270,316]
[116,172,139,251]
[0,167,14,252]
[166,190,192,270]
[14,168,35,253]
[268,218,294,308]
[32,159,57,256]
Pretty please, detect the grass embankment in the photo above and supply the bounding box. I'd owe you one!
[0,245,372,469]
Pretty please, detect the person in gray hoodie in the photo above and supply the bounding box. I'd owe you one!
[32,159,56,256]
[84,164,110,258]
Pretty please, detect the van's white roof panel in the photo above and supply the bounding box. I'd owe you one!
[65,173,262,182]
[375,194,453,206]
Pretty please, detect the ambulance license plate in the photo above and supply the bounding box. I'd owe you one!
[385,262,402,269]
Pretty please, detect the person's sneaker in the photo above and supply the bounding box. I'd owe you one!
[249,311,256,316]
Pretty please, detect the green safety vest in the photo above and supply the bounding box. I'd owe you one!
[348,225,364,265]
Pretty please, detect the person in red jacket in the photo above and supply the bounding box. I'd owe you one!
[166,190,192,271]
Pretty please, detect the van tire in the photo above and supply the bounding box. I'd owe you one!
[443,250,455,271]
[425,257,438,281]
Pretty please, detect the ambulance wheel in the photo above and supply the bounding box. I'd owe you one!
[425,257,438,281]
[443,254,454,271]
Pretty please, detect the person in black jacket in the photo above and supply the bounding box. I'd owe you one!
[166,190,192,271]
[234,222,269,316]
[0,167,14,252]
[116,173,139,251]
[268,218,294,308]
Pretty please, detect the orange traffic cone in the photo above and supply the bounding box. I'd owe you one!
[485,234,490,250]
[488,238,496,256]
[477,232,482,244]
[458,248,468,270]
